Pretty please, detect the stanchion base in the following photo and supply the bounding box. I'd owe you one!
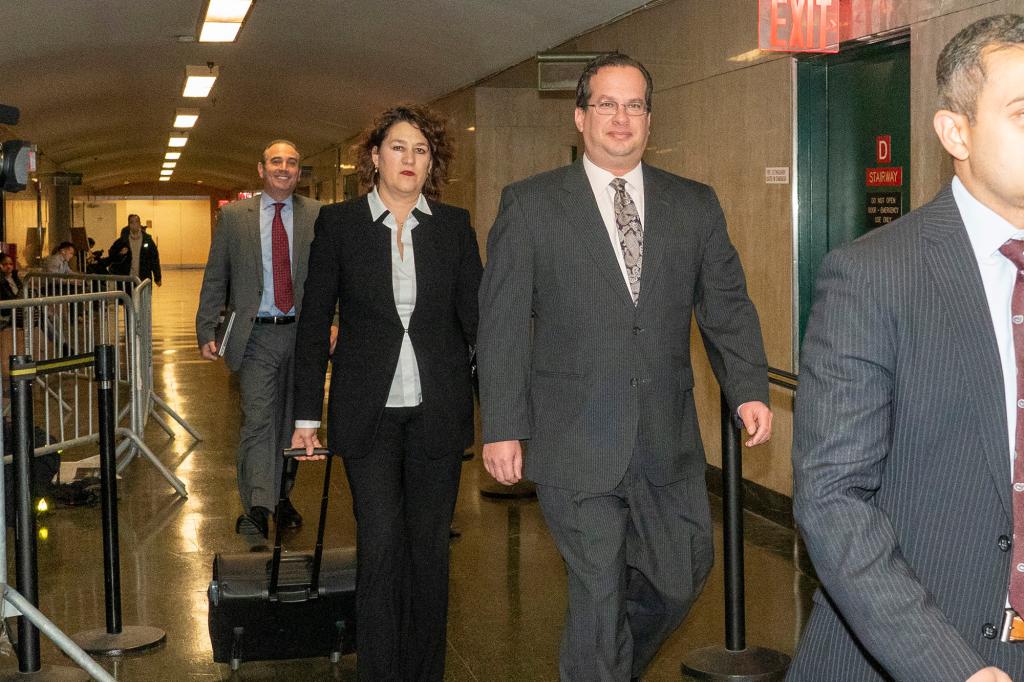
[681,646,790,681]
[479,480,537,499]
[70,625,166,655]
[0,663,91,680]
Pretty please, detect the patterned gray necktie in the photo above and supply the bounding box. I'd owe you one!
[611,178,643,303]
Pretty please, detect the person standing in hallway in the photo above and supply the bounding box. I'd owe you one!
[291,104,481,682]
[476,53,772,680]
[195,139,322,539]
[790,15,1024,682]
[108,214,162,286]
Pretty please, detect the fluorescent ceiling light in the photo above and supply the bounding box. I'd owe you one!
[183,65,218,97]
[159,177,171,182]
[165,152,181,160]
[169,133,189,148]
[162,162,177,169]
[173,109,199,128]
[200,0,251,42]
[200,22,241,42]
[160,170,173,176]
[206,0,251,22]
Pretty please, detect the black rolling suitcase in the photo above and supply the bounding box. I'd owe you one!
[207,448,356,670]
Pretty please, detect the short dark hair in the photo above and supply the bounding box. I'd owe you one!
[261,139,301,165]
[575,53,654,113]
[355,104,454,201]
[127,214,141,223]
[937,14,1024,122]
[53,241,75,254]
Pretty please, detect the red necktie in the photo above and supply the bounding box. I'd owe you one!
[999,238,1024,613]
[271,202,293,313]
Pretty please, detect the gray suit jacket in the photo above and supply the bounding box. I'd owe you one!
[195,194,322,371]
[790,185,1024,681]
[477,160,768,493]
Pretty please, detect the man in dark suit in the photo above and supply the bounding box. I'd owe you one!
[195,140,323,538]
[477,53,772,680]
[108,214,162,286]
[790,15,1024,682]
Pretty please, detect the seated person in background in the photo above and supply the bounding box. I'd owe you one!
[0,254,21,301]
[108,215,161,286]
[43,242,75,274]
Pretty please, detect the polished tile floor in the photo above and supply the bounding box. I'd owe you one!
[1,270,815,680]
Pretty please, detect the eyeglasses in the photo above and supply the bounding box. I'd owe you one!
[587,100,648,116]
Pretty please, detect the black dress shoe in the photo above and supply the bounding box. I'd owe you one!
[236,506,270,538]
[276,498,303,529]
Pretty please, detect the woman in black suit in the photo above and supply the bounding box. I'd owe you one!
[291,104,481,681]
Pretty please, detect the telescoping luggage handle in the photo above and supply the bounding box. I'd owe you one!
[268,447,333,601]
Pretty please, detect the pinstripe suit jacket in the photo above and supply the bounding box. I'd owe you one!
[790,185,1024,681]
[195,194,322,371]
[477,160,768,493]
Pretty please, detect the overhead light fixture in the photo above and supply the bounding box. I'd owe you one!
[183,64,218,97]
[173,108,200,128]
[199,0,252,42]
[168,132,189,148]
[165,151,181,160]
[162,162,177,169]
[159,177,172,182]
[160,170,173,176]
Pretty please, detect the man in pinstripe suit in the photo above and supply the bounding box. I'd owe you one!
[791,15,1024,682]
[477,53,773,680]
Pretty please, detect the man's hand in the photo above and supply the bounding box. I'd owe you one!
[966,667,1012,682]
[291,428,326,461]
[155,280,162,287]
[737,400,772,447]
[483,440,523,485]
[200,340,219,360]
[329,325,339,355]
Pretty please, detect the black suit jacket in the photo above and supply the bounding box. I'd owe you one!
[478,160,769,493]
[293,194,482,460]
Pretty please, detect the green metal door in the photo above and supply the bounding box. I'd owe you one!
[796,37,910,340]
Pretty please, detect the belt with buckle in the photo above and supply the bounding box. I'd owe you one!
[1001,608,1024,642]
[253,316,295,325]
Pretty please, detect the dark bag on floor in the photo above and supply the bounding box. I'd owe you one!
[207,449,356,670]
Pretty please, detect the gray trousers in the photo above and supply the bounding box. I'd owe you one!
[236,323,297,512]
[536,454,714,681]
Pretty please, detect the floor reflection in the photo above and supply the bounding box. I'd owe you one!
[3,269,815,680]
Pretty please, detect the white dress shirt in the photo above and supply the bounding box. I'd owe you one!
[955,175,1024,478]
[582,154,645,293]
[368,187,430,407]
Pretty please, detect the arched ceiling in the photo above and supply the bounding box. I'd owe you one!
[0,0,651,193]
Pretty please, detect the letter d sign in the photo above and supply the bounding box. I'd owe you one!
[876,135,892,164]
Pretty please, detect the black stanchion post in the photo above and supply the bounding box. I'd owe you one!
[70,345,166,656]
[10,355,40,674]
[680,393,790,681]
[4,355,89,680]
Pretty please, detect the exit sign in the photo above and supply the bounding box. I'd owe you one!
[759,0,840,53]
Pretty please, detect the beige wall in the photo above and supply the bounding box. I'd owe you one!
[444,0,1008,497]
[81,197,212,268]
[253,0,1010,498]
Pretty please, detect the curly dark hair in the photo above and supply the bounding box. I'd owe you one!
[355,104,453,201]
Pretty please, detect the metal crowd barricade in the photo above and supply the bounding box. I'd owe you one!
[0,360,115,681]
[0,281,188,498]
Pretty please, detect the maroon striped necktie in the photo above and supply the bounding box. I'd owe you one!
[999,238,1024,613]
[271,202,293,313]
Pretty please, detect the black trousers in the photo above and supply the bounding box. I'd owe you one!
[342,406,462,682]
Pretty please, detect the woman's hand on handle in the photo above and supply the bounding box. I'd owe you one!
[291,428,326,461]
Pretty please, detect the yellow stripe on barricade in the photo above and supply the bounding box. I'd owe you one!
[35,354,95,376]
[9,366,36,378]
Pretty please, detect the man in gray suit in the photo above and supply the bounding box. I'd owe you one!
[791,15,1024,682]
[196,140,323,538]
[478,53,773,680]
